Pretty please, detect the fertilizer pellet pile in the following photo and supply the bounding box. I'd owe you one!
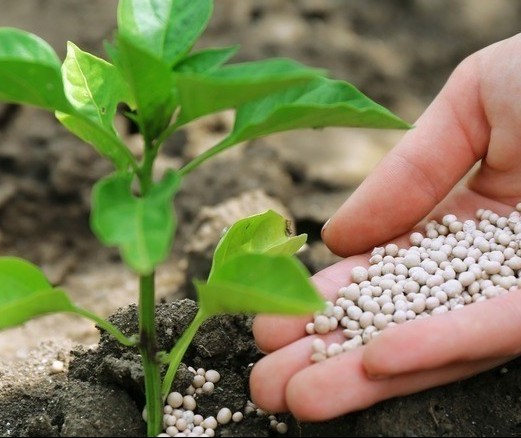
[147,367,288,437]
[307,205,521,362]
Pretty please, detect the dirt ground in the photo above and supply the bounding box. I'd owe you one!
[1,1,521,437]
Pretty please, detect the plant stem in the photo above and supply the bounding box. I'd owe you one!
[138,140,158,195]
[161,308,207,401]
[72,305,137,347]
[178,137,232,177]
[154,120,181,151]
[139,272,162,437]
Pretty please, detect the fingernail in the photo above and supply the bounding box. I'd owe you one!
[321,218,330,237]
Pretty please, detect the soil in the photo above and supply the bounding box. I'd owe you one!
[2,1,521,436]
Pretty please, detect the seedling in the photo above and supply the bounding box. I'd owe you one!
[0,1,409,436]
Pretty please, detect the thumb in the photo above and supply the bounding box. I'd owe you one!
[322,55,489,257]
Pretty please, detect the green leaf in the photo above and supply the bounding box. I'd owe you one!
[209,210,306,280]
[179,76,412,176]
[111,35,177,142]
[226,77,411,146]
[174,58,326,126]
[56,111,136,171]
[57,42,136,170]
[0,28,70,111]
[118,0,213,66]
[173,46,239,73]
[91,170,181,274]
[196,254,324,315]
[0,257,76,329]
[62,42,133,129]
[0,257,52,300]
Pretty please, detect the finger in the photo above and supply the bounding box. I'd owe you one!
[285,347,511,421]
[322,54,490,257]
[363,291,521,378]
[250,330,345,412]
[253,256,368,353]
[466,36,521,203]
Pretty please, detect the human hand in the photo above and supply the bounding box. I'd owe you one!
[250,34,521,421]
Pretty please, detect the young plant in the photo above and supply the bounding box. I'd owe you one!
[0,1,410,436]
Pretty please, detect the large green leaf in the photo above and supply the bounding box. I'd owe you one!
[209,210,306,280]
[196,253,324,315]
[173,46,239,73]
[91,170,181,274]
[111,35,177,142]
[0,257,76,329]
[227,77,410,146]
[184,77,411,166]
[174,58,326,126]
[0,28,70,111]
[118,0,213,66]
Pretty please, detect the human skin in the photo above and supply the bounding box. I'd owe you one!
[250,33,521,421]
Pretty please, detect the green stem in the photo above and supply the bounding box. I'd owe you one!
[139,272,162,437]
[178,137,232,177]
[161,308,207,401]
[135,129,164,437]
[154,120,181,150]
[72,305,137,347]
[137,137,161,195]
[155,119,233,178]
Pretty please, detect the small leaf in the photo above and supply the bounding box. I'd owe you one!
[174,58,326,126]
[118,0,213,66]
[209,210,306,280]
[111,35,177,142]
[196,254,324,315]
[57,42,136,170]
[0,28,70,111]
[62,42,133,129]
[226,77,411,147]
[91,170,181,274]
[173,46,239,73]
[56,111,136,171]
[0,257,76,330]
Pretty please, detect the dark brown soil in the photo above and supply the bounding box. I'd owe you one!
[4,299,521,437]
[2,1,521,437]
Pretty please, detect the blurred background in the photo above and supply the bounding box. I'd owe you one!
[0,0,520,359]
